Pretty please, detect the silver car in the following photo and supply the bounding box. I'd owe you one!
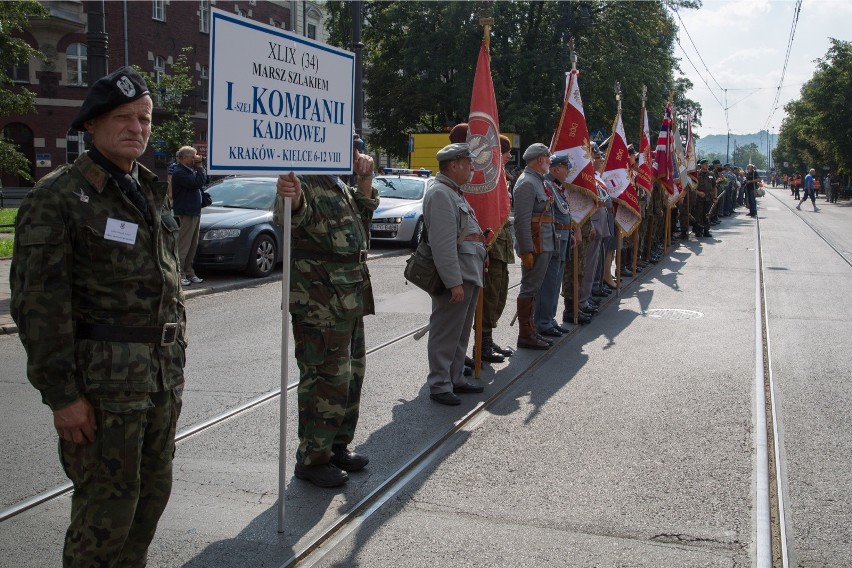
[370,169,433,248]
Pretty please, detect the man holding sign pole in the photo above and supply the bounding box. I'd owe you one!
[274,135,377,488]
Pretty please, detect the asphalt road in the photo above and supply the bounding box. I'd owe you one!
[1,191,850,566]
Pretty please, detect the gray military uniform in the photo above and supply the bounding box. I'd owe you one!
[423,173,486,394]
[513,166,557,297]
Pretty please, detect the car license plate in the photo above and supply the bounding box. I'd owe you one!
[371,223,398,232]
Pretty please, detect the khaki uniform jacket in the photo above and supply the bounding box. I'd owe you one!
[11,153,186,411]
[423,174,487,288]
[513,166,557,255]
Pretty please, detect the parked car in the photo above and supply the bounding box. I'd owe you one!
[194,176,283,277]
[370,168,433,248]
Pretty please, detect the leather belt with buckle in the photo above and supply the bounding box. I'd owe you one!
[76,322,179,346]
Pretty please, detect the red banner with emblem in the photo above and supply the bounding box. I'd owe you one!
[550,69,598,225]
[636,105,654,193]
[602,110,640,234]
[463,41,510,244]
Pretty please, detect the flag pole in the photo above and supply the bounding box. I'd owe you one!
[277,196,292,533]
[569,39,580,321]
[471,14,494,381]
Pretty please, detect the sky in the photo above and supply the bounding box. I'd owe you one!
[674,0,851,137]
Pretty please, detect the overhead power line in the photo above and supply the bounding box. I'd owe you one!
[764,0,803,130]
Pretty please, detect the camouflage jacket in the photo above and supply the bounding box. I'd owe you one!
[274,175,379,322]
[10,153,186,411]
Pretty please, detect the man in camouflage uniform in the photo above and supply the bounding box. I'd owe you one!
[11,67,185,567]
[274,135,377,488]
[694,159,715,237]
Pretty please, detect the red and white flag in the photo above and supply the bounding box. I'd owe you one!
[550,69,597,225]
[653,102,677,201]
[670,112,688,206]
[684,115,697,190]
[463,41,510,243]
[636,104,654,194]
[602,110,640,235]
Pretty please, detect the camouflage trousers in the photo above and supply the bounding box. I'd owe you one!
[59,388,182,568]
[482,258,509,330]
[293,315,365,465]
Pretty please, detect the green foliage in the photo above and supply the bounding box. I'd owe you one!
[135,47,197,158]
[775,39,852,175]
[731,142,766,169]
[325,0,699,160]
[0,0,48,181]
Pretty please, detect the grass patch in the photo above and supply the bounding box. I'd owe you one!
[0,208,16,258]
[0,238,12,258]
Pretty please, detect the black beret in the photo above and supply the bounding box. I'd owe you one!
[72,66,150,131]
[698,159,709,165]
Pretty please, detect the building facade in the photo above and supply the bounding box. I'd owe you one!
[3,0,328,187]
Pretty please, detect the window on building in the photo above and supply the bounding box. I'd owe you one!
[199,0,210,33]
[66,43,88,86]
[307,23,317,40]
[66,129,88,164]
[200,65,209,102]
[7,62,30,83]
[153,0,165,21]
[153,55,166,106]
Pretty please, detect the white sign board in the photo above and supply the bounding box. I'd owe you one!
[208,9,355,175]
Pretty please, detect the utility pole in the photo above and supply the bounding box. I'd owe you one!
[86,0,109,81]
[351,1,363,138]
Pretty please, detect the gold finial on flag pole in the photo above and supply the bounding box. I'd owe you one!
[569,37,577,71]
[615,81,622,113]
[479,14,493,51]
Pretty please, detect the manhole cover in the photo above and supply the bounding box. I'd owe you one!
[643,309,704,320]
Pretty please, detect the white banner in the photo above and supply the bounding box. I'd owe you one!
[208,9,355,175]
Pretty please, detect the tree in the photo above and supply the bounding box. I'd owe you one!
[731,143,766,169]
[775,39,852,175]
[135,47,196,160]
[325,0,700,161]
[0,0,48,181]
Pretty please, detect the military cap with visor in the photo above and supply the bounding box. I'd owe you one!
[71,66,151,131]
[436,143,472,162]
[550,154,571,168]
[522,143,550,161]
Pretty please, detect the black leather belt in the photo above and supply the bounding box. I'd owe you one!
[292,249,368,263]
[75,322,178,346]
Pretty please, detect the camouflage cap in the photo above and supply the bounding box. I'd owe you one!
[72,66,150,131]
[436,143,472,162]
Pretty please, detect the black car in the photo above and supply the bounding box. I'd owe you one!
[194,176,283,277]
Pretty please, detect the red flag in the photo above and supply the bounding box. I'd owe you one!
[602,110,640,234]
[463,41,510,243]
[550,69,597,225]
[652,102,675,197]
[636,104,654,193]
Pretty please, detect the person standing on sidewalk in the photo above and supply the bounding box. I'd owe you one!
[796,168,819,212]
[513,143,557,350]
[743,164,760,218]
[10,66,185,567]
[534,154,574,338]
[171,145,208,286]
[423,143,488,406]
[274,134,378,487]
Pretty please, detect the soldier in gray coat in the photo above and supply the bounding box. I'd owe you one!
[424,144,488,406]
[513,143,558,349]
[535,154,575,336]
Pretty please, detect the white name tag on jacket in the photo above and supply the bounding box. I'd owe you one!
[104,218,138,245]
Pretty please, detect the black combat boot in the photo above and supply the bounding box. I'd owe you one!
[330,445,369,472]
[294,463,349,488]
[480,330,505,363]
